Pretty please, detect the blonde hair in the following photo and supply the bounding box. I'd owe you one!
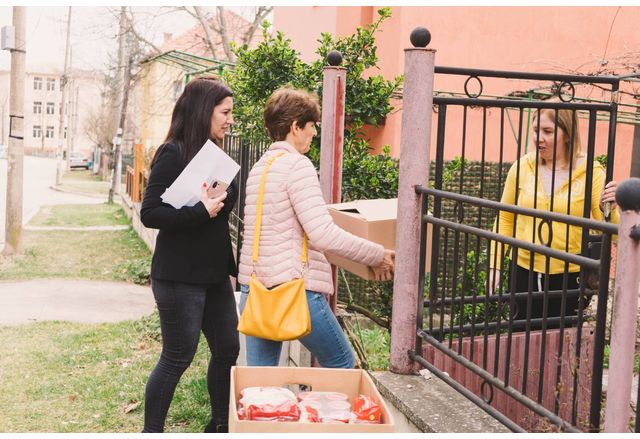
[533,106,582,168]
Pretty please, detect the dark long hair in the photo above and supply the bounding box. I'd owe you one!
[151,77,232,168]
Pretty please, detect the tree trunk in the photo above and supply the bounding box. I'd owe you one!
[108,6,127,204]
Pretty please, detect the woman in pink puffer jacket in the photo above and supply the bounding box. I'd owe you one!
[237,87,395,367]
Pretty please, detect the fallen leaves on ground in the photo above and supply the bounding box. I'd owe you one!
[122,400,141,414]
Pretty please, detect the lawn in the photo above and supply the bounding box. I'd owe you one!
[0,203,214,433]
[0,314,211,433]
[58,170,110,195]
[0,228,150,284]
[0,203,150,284]
[28,203,130,227]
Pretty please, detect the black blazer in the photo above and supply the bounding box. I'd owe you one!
[140,142,238,284]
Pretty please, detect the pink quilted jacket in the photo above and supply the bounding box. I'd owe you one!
[237,141,385,295]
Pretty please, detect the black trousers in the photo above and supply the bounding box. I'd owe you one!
[511,265,582,323]
[143,278,239,433]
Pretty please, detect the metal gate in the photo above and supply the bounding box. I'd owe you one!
[410,67,620,432]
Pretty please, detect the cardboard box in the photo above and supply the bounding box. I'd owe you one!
[229,366,395,433]
[326,198,431,280]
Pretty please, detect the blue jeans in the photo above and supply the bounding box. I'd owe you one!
[239,284,355,368]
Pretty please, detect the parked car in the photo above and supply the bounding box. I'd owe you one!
[69,151,93,170]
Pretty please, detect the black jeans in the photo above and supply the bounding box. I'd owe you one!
[143,278,239,433]
[512,265,581,323]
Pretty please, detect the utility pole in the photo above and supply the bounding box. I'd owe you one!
[67,81,77,161]
[3,7,26,255]
[109,6,128,204]
[55,6,72,186]
[65,46,74,172]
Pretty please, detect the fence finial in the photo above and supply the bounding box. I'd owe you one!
[615,177,640,212]
[327,50,343,66]
[410,27,431,48]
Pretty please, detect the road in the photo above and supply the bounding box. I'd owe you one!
[0,156,106,247]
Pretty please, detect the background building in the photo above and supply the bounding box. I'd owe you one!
[133,9,262,160]
[0,68,103,157]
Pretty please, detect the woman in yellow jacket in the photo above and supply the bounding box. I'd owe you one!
[491,105,618,321]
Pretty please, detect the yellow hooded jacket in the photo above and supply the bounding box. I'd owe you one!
[491,152,618,274]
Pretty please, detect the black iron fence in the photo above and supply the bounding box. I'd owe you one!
[411,67,621,432]
[224,132,269,279]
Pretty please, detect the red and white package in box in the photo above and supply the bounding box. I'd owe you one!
[351,395,382,424]
[238,386,301,422]
[297,391,352,424]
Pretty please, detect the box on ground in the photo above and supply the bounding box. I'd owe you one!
[229,366,395,433]
[326,198,431,280]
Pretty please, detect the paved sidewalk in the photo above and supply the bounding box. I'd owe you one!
[24,225,130,231]
[0,279,155,325]
[0,279,248,365]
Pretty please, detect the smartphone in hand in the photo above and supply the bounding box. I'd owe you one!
[206,180,228,198]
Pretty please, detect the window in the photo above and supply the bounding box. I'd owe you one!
[33,125,41,138]
[64,127,67,139]
[34,77,42,90]
[45,126,54,138]
[46,78,56,91]
[46,102,55,115]
[33,101,42,114]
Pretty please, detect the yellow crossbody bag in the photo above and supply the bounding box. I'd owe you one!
[237,153,312,341]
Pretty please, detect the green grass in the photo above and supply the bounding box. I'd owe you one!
[0,314,212,433]
[28,203,130,227]
[59,170,110,195]
[63,170,102,182]
[0,228,150,283]
[358,326,391,371]
[0,203,177,432]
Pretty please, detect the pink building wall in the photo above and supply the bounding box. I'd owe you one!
[274,6,640,182]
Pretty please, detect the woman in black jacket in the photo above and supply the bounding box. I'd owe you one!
[140,77,238,433]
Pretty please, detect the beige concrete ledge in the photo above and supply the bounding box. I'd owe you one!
[370,370,510,433]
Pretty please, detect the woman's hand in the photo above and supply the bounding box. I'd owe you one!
[600,180,618,215]
[488,268,502,295]
[371,249,395,282]
[200,183,227,218]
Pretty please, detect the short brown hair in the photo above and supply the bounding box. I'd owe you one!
[264,87,321,141]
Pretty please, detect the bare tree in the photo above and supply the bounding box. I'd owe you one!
[91,7,164,180]
[84,81,116,156]
[177,6,272,61]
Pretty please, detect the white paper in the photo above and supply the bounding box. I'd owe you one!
[161,139,240,209]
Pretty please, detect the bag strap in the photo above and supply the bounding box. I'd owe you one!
[252,152,308,271]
